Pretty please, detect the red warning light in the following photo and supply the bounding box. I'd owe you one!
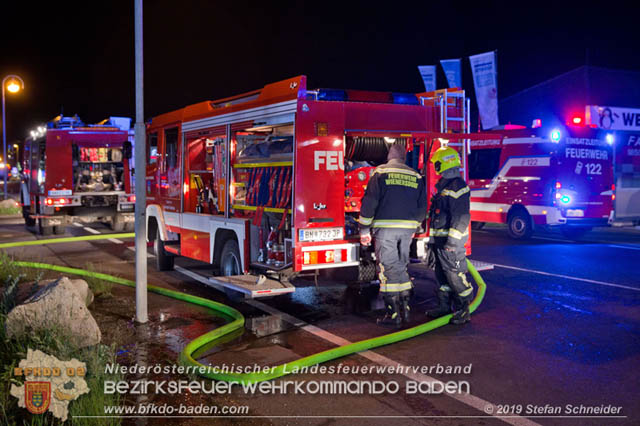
[572,116,582,125]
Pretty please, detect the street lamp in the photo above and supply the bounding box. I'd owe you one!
[2,74,24,200]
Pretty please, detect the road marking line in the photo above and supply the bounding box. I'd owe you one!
[80,226,124,244]
[126,246,153,258]
[607,244,640,251]
[476,230,569,243]
[491,263,640,292]
[531,236,569,242]
[176,267,538,426]
[478,230,640,247]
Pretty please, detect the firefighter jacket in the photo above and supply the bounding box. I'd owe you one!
[359,159,427,230]
[429,176,470,248]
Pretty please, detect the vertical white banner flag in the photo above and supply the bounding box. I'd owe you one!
[469,51,499,129]
[417,65,436,92]
[439,59,462,88]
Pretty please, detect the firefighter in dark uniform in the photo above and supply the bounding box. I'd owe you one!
[426,146,474,324]
[359,144,427,327]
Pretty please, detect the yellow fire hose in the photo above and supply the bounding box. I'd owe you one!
[1,233,486,384]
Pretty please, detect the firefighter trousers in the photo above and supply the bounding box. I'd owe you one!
[373,228,414,293]
[434,246,473,301]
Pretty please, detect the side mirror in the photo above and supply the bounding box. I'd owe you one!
[123,141,133,159]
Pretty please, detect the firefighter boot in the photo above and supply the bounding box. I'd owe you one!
[450,296,471,325]
[426,287,453,318]
[377,294,402,328]
[400,290,411,324]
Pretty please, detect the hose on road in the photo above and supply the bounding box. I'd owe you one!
[4,234,486,384]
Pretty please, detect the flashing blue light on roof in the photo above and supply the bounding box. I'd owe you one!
[606,133,614,145]
[392,93,419,105]
[550,129,562,143]
[560,195,571,204]
[316,89,347,102]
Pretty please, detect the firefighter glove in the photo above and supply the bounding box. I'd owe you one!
[360,230,372,246]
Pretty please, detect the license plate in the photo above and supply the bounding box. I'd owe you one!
[566,209,584,217]
[299,227,343,242]
[48,189,72,196]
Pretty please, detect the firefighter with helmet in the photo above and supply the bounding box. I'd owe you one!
[426,146,474,324]
[359,143,427,328]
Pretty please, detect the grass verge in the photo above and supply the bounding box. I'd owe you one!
[0,206,21,216]
[0,256,122,425]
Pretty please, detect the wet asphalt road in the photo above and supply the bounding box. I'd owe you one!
[1,216,638,426]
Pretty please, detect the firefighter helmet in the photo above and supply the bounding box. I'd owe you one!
[430,146,461,175]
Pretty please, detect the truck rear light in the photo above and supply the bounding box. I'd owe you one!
[555,181,562,189]
[128,195,136,202]
[572,116,582,124]
[46,197,69,206]
[303,249,349,265]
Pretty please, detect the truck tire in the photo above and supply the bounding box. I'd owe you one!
[38,219,53,236]
[53,225,65,235]
[154,228,174,271]
[21,195,36,227]
[471,221,485,230]
[507,209,533,240]
[111,215,125,232]
[220,239,241,276]
[24,212,35,228]
[561,226,591,240]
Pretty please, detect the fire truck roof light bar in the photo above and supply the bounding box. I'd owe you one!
[311,89,420,105]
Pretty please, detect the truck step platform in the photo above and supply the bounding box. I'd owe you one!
[207,274,295,299]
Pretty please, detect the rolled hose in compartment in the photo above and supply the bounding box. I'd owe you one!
[4,234,486,384]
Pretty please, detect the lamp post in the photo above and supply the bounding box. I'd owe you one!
[2,74,24,200]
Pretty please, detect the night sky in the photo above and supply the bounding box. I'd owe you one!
[1,1,638,143]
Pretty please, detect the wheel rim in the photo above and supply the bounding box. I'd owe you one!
[511,217,526,235]
[222,251,240,276]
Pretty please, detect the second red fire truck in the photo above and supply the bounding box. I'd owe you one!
[468,122,614,239]
[21,115,136,235]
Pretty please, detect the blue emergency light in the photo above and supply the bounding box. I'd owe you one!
[392,93,420,105]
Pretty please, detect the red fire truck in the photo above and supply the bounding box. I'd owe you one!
[21,115,135,235]
[145,76,475,297]
[468,122,614,239]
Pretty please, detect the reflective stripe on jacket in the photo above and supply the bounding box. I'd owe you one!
[358,159,427,230]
